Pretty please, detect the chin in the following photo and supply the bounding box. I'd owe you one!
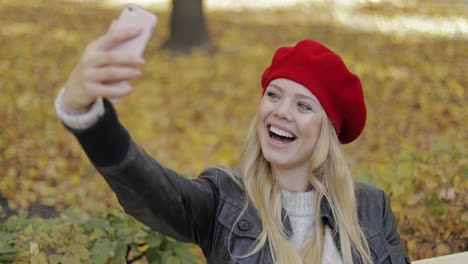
[261,151,292,169]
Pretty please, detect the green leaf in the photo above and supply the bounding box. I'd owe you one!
[425,198,445,208]
[70,243,90,259]
[0,256,16,264]
[175,246,197,263]
[0,247,18,254]
[30,252,48,264]
[166,237,177,243]
[91,239,112,264]
[129,242,140,253]
[0,231,20,244]
[4,214,30,232]
[134,229,147,239]
[61,254,81,264]
[145,246,161,263]
[146,234,162,248]
[63,207,85,220]
[24,224,33,235]
[83,219,109,232]
[73,233,88,245]
[49,254,62,264]
[88,228,105,241]
[116,226,134,243]
[161,250,174,263]
[113,241,128,263]
[56,246,69,254]
[164,255,181,264]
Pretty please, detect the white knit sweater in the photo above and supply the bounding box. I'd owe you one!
[282,189,343,263]
[55,90,344,263]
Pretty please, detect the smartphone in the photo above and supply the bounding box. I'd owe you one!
[113,4,157,57]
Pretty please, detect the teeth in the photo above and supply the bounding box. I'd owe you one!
[269,126,295,138]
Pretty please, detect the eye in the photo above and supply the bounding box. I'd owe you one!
[298,102,312,111]
[266,91,279,100]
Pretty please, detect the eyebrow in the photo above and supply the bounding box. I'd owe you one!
[269,83,319,102]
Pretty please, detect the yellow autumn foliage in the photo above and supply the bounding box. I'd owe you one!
[0,0,466,261]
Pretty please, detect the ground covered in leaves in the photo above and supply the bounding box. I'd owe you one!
[0,0,466,261]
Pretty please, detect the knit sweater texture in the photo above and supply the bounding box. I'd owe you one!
[281,189,343,263]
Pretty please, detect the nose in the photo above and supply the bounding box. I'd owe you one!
[273,99,293,121]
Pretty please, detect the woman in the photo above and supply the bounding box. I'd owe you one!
[55,24,410,263]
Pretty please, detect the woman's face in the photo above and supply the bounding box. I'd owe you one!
[257,78,323,170]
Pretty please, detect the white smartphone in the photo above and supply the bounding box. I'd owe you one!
[113,4,157,57]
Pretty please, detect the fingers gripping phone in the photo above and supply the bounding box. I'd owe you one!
[114,4,157,57]
[110,4,156,97]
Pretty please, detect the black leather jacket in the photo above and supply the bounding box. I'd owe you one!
[70,100,411,263]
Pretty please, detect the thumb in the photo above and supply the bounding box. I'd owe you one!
[108,20,118,32]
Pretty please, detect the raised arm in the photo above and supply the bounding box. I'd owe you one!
[55,24,218,250]
[61,98,218,248]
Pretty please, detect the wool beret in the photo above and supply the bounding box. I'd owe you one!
[261,40,366,144]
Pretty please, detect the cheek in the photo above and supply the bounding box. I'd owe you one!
[257,99,268,115]
[256,101,269,126]
[313,118,322,136]
[256,110,265,141]
[256,116,262,139]
[302,116,322,138]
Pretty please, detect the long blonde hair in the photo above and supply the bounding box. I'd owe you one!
[225,110,373,264]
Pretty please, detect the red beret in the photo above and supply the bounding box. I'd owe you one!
[261,40,366,144]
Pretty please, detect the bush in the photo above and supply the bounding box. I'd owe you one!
[0,208,198,264]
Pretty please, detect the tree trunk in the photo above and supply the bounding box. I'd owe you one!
[161,0,214,53]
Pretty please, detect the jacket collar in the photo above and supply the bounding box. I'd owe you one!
[281,208,293,238]
[320,197,342,253]
[320,197,336,230]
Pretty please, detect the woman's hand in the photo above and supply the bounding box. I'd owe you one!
[62,22,146,113]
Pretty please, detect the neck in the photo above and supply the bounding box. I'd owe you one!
[272,163,310,192]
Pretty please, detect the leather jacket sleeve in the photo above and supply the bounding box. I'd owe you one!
[67,100,218,251]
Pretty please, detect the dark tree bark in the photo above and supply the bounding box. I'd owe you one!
[0,192,57,222]
[0,192,15,222]
[161,0,214,53]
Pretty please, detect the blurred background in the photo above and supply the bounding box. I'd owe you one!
[0,0,466,262]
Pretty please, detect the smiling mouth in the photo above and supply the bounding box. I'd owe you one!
[268,125,296,143]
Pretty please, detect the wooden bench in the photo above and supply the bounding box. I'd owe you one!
[412,252,467,264]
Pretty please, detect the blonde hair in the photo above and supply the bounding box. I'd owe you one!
[225,110,373,264]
